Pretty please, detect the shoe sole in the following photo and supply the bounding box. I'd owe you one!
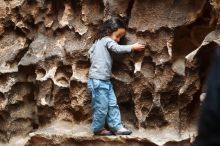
[114,131,132,135]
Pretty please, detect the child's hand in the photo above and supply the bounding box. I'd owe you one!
[131,43,145,52]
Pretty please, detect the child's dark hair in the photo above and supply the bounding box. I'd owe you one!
[94,17,128,44]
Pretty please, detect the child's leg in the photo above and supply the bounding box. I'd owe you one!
[87,79,110,132]
[106,82,123,132]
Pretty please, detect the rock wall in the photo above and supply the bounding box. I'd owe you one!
[0,0,220,145]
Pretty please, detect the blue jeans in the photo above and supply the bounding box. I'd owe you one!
[87,78,123,132]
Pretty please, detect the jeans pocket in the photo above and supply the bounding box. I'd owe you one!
[92,79,101,89]
[92,79,109,96]
[98,80,110,90]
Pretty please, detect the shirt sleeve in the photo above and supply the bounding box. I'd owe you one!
[104,37,132,53]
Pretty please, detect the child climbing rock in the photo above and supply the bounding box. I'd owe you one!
[87,17,145,136]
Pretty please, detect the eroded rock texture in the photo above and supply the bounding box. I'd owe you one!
[0,0,220,145]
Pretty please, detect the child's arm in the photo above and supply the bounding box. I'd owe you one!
[105,38,145,53]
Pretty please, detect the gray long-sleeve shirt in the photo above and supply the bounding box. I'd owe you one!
[88,36,132,80]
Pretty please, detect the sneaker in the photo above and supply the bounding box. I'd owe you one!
[114,127,132,135]
[94,129,113,136]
